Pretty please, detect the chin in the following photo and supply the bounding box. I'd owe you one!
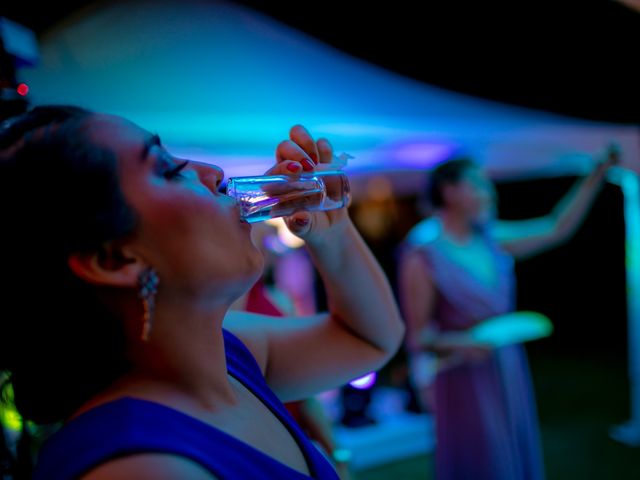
[223,262,263,303]
[245,252,265,283]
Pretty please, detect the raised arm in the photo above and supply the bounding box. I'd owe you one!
[225,125,404,402]
[398,248,438,355]
[396,249,485,359]
[494,145,618,261]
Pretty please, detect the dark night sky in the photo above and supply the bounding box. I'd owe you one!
[3,0,639,124]
[237,1,640,125]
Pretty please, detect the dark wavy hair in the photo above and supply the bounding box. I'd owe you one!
[424,156,478,209]
[0,105,139,427]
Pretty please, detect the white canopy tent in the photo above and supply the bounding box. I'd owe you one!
[19,0,640,446]
[22,0,639,178]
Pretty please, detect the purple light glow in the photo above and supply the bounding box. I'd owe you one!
[389,140,458,168]
[349,372,377,390]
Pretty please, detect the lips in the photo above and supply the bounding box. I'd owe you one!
[241,221,253,235]
[239,216,252,230]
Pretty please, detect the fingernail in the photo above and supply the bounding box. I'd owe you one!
[302,159,314,171]
[294,217,309,227]
[287,162,301,172]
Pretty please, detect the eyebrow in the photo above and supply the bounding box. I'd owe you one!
[140,134,162,162]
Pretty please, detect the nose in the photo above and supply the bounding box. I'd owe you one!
[190,160,224,193]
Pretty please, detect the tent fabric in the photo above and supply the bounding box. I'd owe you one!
[22,0,639,189]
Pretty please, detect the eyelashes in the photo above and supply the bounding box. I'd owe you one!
[163,160,189,180]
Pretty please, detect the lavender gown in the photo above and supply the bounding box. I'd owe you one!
[404,218,545,480]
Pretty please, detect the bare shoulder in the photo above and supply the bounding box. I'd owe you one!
[405,217,442,248]
[222,309,327,382]
[80,453,219,479]
[222,310,270,373]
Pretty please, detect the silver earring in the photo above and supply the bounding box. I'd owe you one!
[137,267,159,341]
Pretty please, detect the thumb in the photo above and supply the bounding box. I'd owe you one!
[285,212,312,237]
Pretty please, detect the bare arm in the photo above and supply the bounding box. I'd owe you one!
[268,222,403,400]
[398,249,437,354]
[397,248,493,365]
[225,221,404,401]
[225,125,404,402]
[495,146,618,260]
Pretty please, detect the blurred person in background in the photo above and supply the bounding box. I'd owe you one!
[398,146,618,480]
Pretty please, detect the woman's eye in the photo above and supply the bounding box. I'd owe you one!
[163,160,189,180]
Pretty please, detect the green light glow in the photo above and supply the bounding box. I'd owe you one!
[0,383,22,432]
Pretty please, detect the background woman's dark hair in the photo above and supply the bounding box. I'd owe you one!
[424,156,478,209]
[0,105,139,427]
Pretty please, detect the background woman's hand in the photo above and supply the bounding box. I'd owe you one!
[423,330,494,368]
[592,142,621,179]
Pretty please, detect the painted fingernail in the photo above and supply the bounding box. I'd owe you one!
[287,162,301,172]
[302,159,314,171]
[294,217,309,227]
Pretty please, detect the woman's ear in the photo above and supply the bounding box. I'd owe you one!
[67,243,145,288]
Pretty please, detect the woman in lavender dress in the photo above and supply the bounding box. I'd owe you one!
[398,151,616,480]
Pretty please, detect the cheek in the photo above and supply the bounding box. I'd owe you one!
[135,184,263,266]
[457,187,480,209]
[149,220,262,292]
[138,196,229,260]
[146,188,225,231]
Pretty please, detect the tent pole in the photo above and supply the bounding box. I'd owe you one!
[609,167,640,446]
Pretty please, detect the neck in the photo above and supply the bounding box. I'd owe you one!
[437,210,474,244]
[121,292,239,410]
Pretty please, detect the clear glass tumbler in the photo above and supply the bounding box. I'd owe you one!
[225,170,351,223]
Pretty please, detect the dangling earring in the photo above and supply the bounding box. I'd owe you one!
[137,267,159,341]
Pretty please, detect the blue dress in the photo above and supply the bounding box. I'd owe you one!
[33,329,339,479]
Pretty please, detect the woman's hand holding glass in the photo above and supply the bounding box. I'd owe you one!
[266,124,352,241]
